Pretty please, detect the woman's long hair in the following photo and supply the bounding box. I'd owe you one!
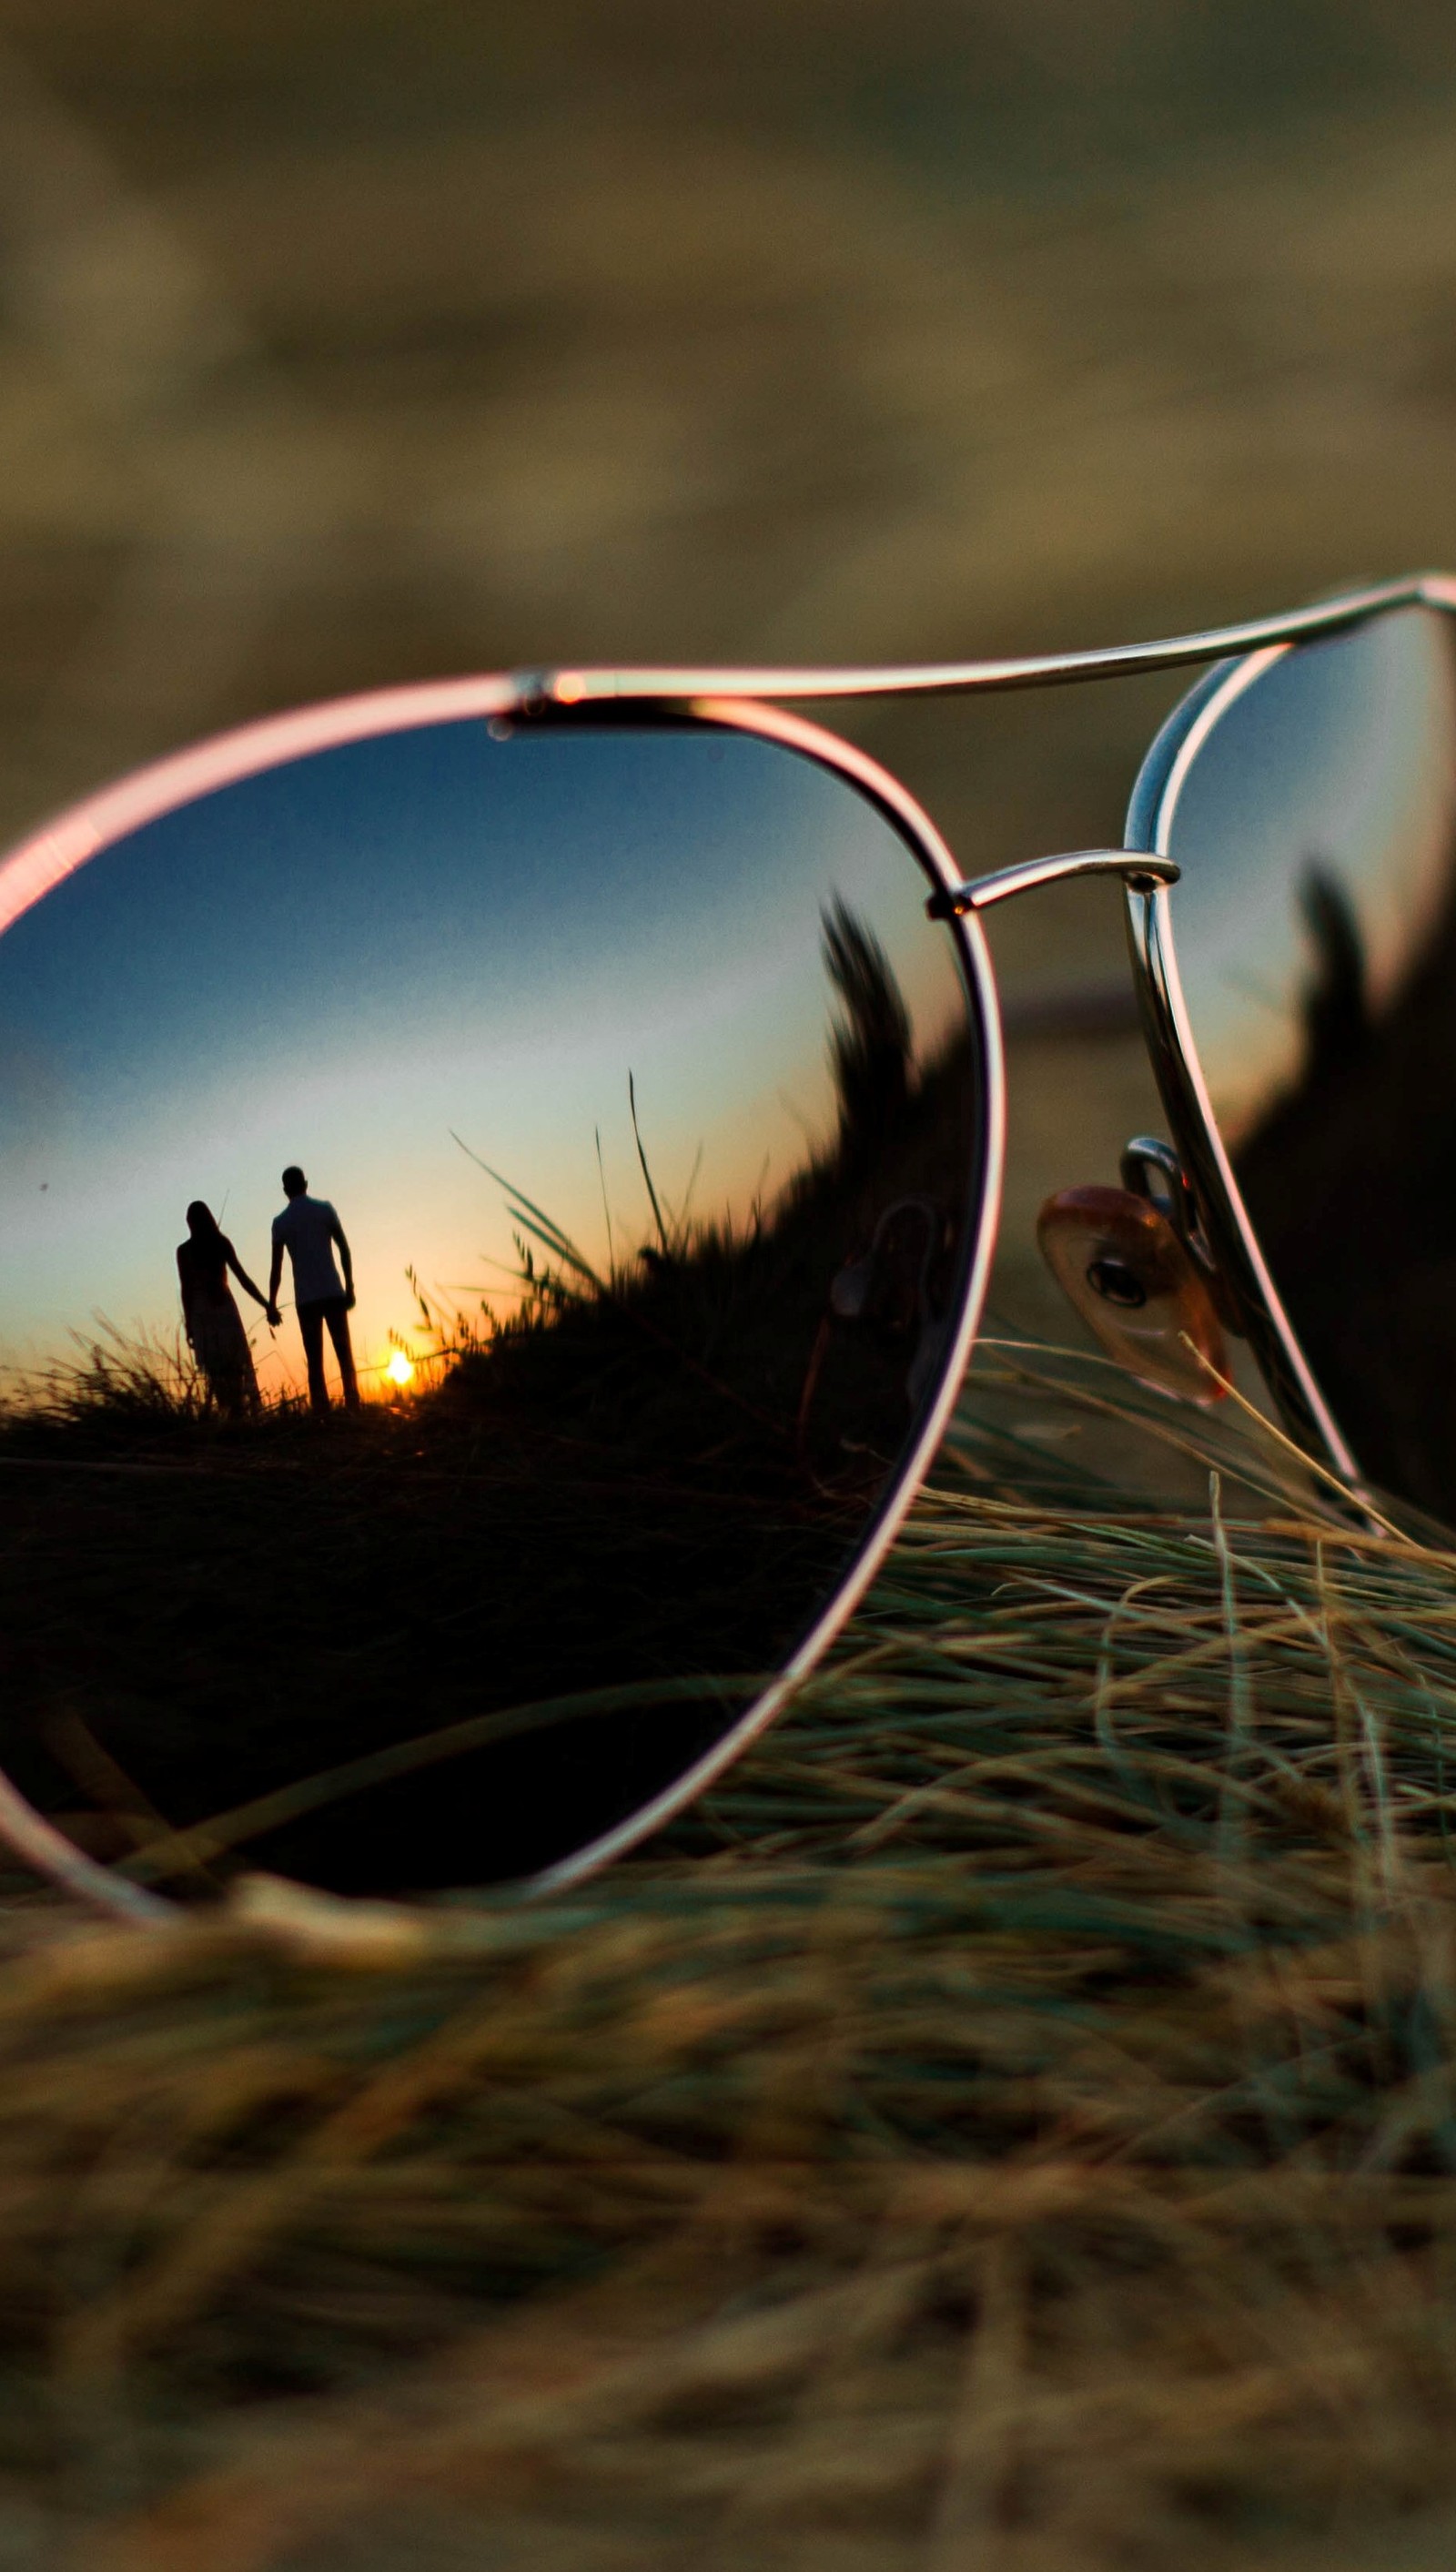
[185,1200,227,1257]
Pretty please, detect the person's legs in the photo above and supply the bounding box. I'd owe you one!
[322,1298,361,1410]
[296,1300,329,1413]
[210,1361,247,1419]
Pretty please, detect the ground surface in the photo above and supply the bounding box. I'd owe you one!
[2,1378,1456,2569]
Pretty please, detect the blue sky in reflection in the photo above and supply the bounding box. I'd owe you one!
[0,724,964,1399]
[1163,610,1456,1144]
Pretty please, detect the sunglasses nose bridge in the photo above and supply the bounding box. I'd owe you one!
[925,848,1179,920]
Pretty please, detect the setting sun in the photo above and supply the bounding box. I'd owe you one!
[384,1352,415,1389]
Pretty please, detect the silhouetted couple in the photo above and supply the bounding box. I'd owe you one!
[177,1166,359,1418]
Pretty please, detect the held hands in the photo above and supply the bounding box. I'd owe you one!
[267,1302,282,1329]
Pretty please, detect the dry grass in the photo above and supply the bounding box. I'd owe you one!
[3,1369,1456,2566]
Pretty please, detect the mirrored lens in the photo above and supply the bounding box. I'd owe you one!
[1148,605,1456,1516]
[0,714,986,1896]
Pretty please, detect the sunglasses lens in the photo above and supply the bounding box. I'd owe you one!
[1145,603,1456,1514]
[0,716,986,1896]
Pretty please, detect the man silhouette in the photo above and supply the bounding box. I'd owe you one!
[268,1165,360,1414]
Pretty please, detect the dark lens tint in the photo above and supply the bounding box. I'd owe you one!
[1144,605,1456,1518]
[0,715,986,1895]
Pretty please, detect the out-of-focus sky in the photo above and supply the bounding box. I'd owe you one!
[2,3,1456,819]
[3,0,1455,1360]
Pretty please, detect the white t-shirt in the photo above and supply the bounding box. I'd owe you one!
[272,1196,347,1304]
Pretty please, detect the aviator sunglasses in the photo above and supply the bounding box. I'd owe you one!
[2,572,1452,1921]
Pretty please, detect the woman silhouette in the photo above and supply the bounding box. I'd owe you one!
[177,1201,270,1415]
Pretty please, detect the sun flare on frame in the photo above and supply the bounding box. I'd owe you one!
[383,1352,415,1390]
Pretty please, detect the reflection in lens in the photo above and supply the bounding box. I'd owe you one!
[0,718,985,1894]
[1147,605,1456,1518]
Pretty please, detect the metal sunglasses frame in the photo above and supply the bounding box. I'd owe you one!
[0,568,1443,1920]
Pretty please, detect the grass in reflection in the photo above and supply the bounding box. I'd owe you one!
[1236,847,1456,1527]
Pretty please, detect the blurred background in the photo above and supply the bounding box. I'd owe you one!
[5,0,1456,1360]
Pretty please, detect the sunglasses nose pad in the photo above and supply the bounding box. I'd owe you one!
[1036,1185,1229,1405]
